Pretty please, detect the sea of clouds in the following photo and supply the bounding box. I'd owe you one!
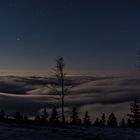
[0,75,139,120]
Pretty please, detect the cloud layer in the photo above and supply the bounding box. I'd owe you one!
[0,75,139,120]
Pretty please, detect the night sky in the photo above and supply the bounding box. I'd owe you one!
[0,0,140,76]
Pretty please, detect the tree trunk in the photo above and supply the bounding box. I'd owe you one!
[61,74,65,123]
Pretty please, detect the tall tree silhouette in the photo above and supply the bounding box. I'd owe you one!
[127,97,140,128]
[50,57,67,123]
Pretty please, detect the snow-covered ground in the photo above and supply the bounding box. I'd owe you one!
[0,124,139,140]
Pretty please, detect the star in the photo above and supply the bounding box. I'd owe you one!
[16,35,24,41]
[16,38,21,41]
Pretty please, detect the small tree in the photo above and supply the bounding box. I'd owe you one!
[35,115,41,122]
[119,118,126,128]
[41,108,49,122]
[83,111,91,126]
[100,113,106,127]
[14,112,22,121]
[94,117,100,127]
[127,97,140,128]
[107,113,118,127]
[23,116,28,121]
[49,107,59,124]
[127,119,133,128]
[0,109,5,120]
[70,107,81,125]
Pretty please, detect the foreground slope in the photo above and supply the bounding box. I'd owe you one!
[0,124,139,140]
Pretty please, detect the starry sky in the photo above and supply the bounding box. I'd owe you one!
[0,0,140,76]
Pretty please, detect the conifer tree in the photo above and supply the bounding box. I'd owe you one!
[70,107,81,125]
[100,113,106,126]
[14,112,22,121]
[94,117,100,127]
[107,113,118,127]
[83,111,91,126]
[127,97,140,128]
[119,118,126,128]
[41,108,49,121]
[0,109,5,120]
[127,119,133,128]
[35,115,41,122]
[49,107,59,124]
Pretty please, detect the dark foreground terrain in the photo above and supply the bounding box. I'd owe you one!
[0,123,139,140]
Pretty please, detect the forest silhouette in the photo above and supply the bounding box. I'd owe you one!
[0,97,139,128]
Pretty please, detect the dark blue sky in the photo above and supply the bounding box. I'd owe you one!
[0,0,140,75]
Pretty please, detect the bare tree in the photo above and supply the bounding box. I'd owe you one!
[49,57,67,123]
